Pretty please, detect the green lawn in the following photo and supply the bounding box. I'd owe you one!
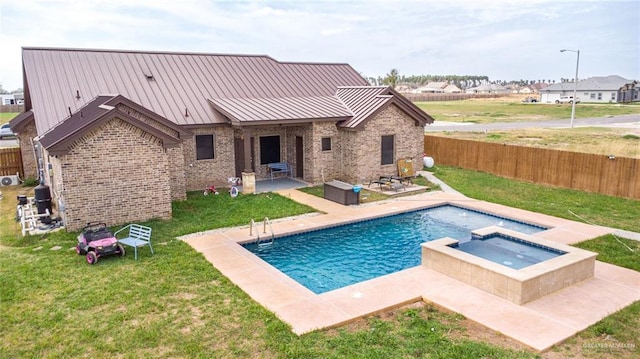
[432,166,640,233]
[416,100,640,124]
[2,168,639,358]
[0,112,18,123]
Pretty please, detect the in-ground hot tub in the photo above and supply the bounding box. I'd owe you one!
[421,226,597,304]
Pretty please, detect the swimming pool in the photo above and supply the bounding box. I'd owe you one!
[242,204,547,294]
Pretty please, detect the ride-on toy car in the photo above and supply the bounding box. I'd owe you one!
[75,222,125,264]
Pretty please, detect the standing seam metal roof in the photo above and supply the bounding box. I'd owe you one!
[38,94,183,154]
[22,47,369,134]
[210,96,353,123]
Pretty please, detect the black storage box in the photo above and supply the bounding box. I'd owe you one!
[324,180,360,205]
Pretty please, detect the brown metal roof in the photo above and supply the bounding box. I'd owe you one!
[210,96,352,125]
[335,86,434,130]
[39,94,183,155]
[22,47,369,134]
[8,110,34,131]
[335,87,393,128]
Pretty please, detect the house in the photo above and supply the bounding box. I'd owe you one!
[413,82,461,94]
[9,47,434,230]
[1,94,18,105]
[464,84,509,94]
[540,75,638,103]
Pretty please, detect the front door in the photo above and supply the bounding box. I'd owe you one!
[234,137,254,177]
[295,136,304,178]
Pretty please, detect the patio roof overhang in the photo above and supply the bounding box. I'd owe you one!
[208,95,353,126]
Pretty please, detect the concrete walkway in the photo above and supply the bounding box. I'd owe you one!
[182,188,640,352]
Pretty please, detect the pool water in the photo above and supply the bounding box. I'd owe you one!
[242,205,546,294]
[453,234,566,269]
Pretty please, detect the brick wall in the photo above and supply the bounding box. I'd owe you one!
[310,122,342,183]
[55,118,172,231]
[16,120,38,178]
[116,103,185,200]
[340,104,424,184]
[182,126,236,190]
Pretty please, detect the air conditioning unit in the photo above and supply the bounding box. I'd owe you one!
[0,175,19,186]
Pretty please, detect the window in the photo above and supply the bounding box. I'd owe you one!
[590,93,596,99]
[611,93,616,101]
[321,137,332,151]
[597,93,602,100]
[381,135,394,165]
[195,135,214,160]
[259,135,281,164]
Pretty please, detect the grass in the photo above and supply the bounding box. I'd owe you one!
[2,167,639,358]
[428,127,640,158]
[0,112,18,123]
[0,185,535,358]
[416,98,640,124]
[573,235,640,272]
[432,166,640,233]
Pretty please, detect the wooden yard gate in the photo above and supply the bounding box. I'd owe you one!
[0,147,23,177]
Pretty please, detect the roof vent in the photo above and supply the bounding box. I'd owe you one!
[144,73,154,80]
[75,90,81,99]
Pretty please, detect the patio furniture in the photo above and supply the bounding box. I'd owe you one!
[267,162,293,180]
[324,180,360,205]
[368,176,405,192]
[114,224,153,260]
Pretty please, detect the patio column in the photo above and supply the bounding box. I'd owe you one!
[241,127,256,194]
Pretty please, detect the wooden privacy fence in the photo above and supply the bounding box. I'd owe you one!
[0,147,23,177]
[424,136,640,200]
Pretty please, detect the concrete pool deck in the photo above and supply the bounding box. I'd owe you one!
[181,189,640,352]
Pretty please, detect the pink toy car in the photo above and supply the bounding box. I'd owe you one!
[75,222,125,264]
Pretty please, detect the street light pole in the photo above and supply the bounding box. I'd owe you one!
[560,49,580,128]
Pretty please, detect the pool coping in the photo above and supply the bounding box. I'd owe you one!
[181,190,640,352]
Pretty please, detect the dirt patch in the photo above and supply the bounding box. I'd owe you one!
[328,301,531,352]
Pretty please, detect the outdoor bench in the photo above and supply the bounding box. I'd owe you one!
[267,162,293,180]
[114,224,153,260]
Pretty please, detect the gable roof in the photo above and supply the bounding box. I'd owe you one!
[8,109,34,131]
[39,94,186,155]
[543,75,633,92]
[336,86,435,129]
[22,47,369,134]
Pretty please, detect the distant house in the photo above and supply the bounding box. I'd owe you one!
[465,84,509,94]
[540,75,638,103]
[1,94,16,105]
[413,82,461,94]
[531,83,549,92]
[10,47,433,230]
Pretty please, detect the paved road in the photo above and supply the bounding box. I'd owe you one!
[424,114,640,132]
[0,138,18,148]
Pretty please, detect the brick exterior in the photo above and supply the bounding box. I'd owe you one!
[340,104,424,184]
[25,101,424,232]
[51,118,172,231]
[15,120,38,178]
[309,122,342,183]
[116,103,186,200]
[182,126,236,191]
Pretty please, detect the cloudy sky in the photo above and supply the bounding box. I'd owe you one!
[0,0,638,91]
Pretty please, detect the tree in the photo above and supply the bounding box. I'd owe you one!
[0,83,9,94]
[383,68,399,89]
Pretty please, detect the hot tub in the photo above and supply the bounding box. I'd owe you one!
[421,226,597,304]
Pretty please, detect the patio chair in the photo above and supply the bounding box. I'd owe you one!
[114,224,154,260]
